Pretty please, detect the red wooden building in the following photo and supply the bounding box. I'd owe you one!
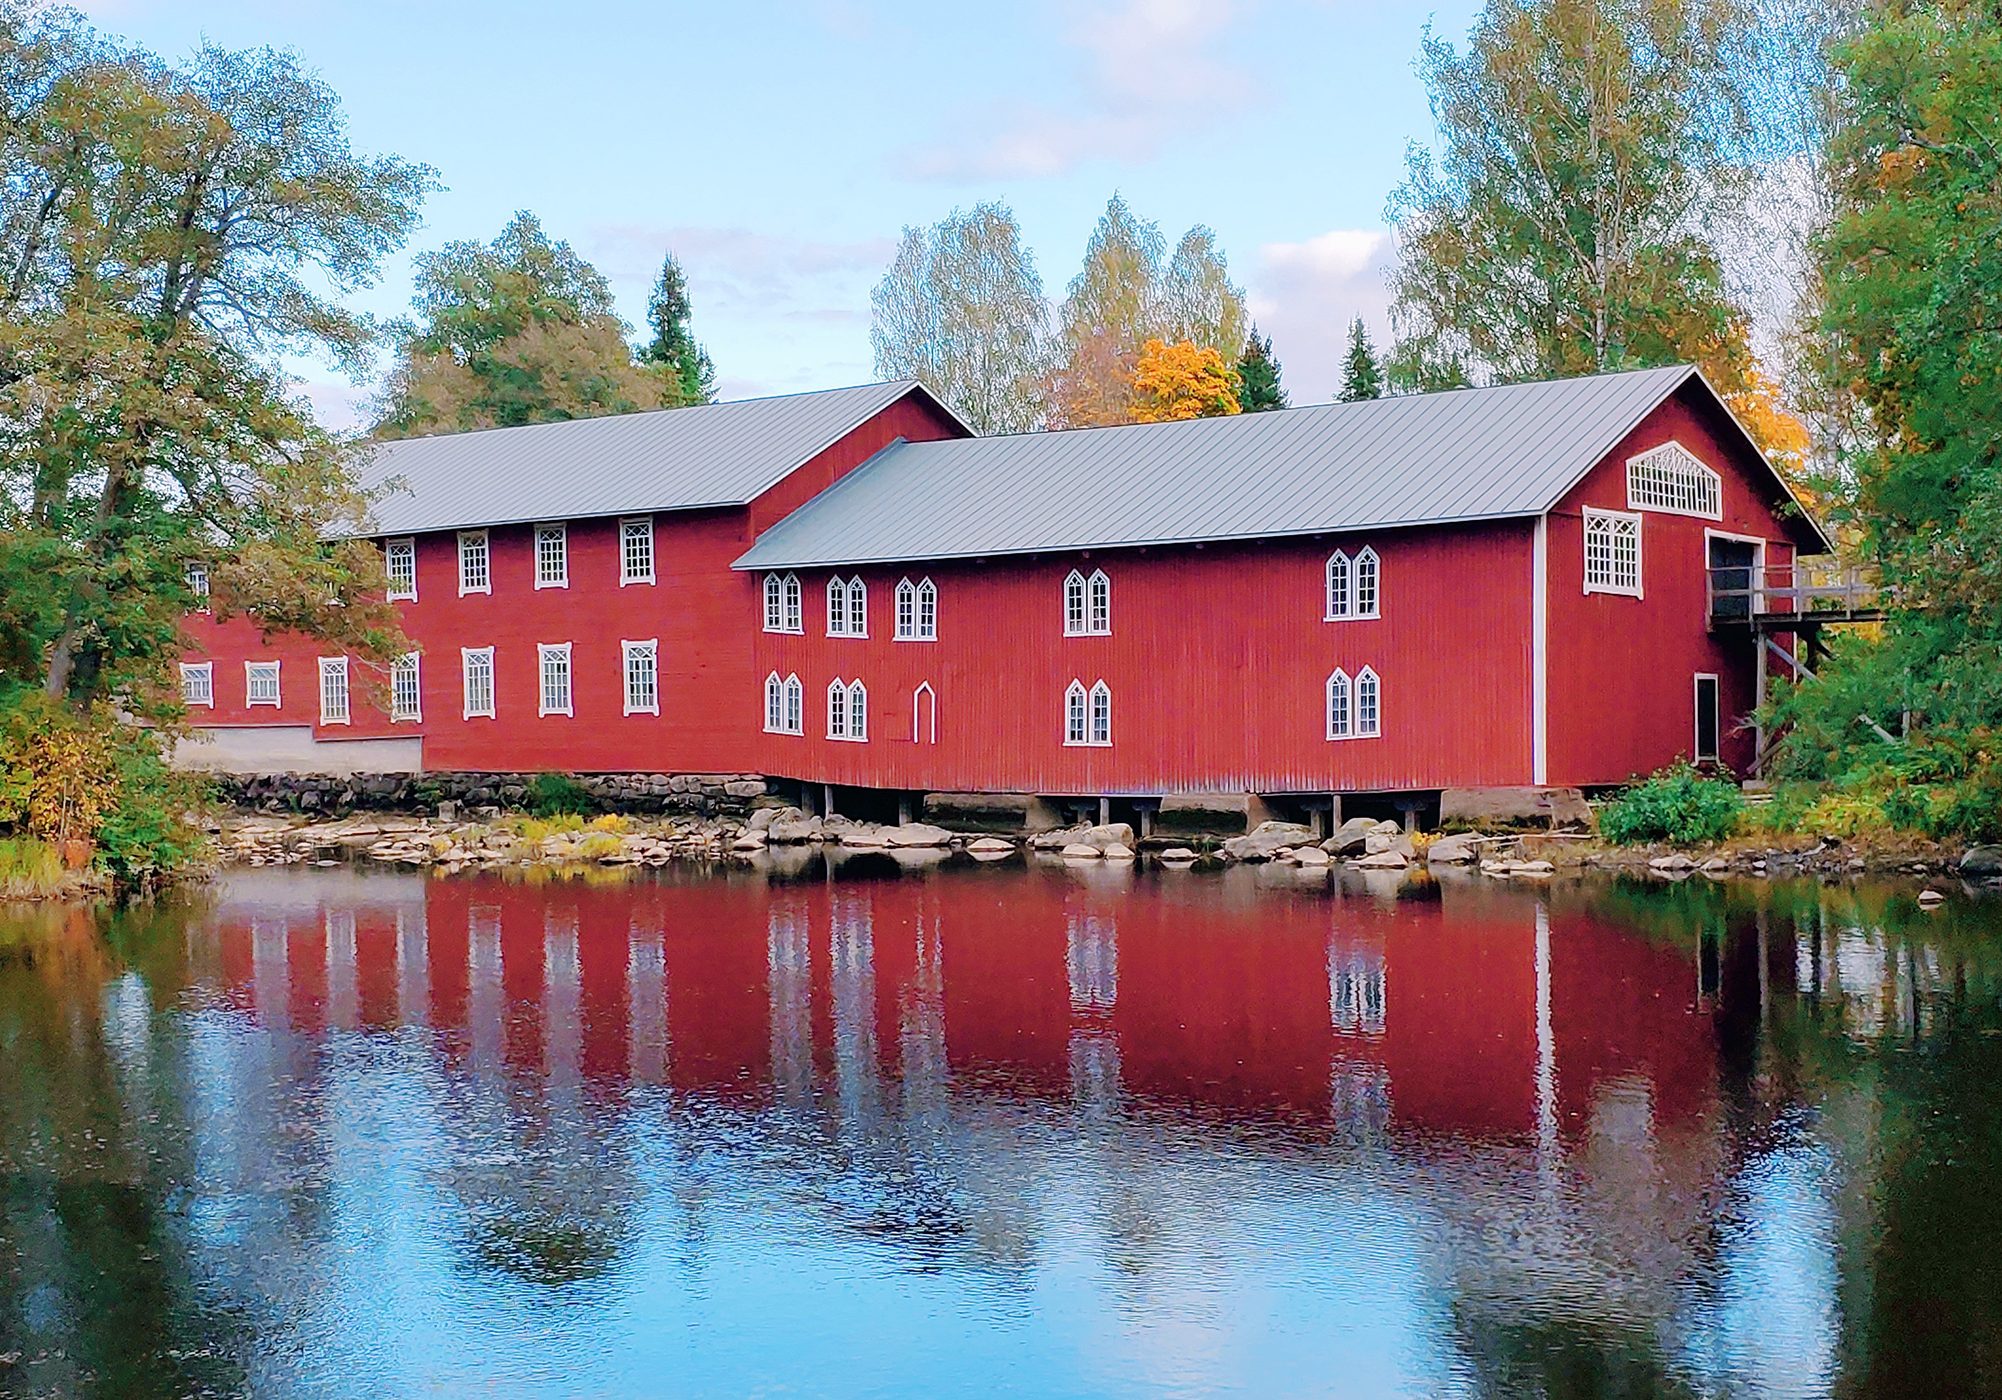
[179,364,1825,815]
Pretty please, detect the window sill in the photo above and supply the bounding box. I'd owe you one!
[1323,612,1381,622]
[1582,584,1644,600]
[534,580,569,591]
[893,635,937,643]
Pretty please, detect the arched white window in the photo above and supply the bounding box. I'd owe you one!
[847,578,867,636]
[783,674,803,734]
[1087,570,1111,634]
[1356,666,1381,737]
[1354,548,1380,617]
[1064,571,1088,635]
[895,578,916,637]
[1064,680,1089,745]
[1326,551,1351,619]
[782,573,802,631]
[1089,681,1111,745]
[763,574,784,632]
[917,579,937,639]
[1626,441,1722,519]
[1327,668,1352,739]
[846,680,867,741]
[764,672,785,732]
[897,577,937,641]
[912,681,936,743]
[827,577,847,634]
[827,677,848,737]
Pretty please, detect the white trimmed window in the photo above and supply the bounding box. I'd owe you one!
[180,661,213,708]
[384,538,417,600]
[622,639,659,715]
[187,564,210,610]
[620,517,655,585]
[895,577,938,641]
[764,672,786,733]
[390,653,421,722]
[1327,547,1381,619]
[534,524,568,588]
[763,573,804,633]
[827,677,849,739]
[783,674,802,734]
[1065,569,1111,636]
[458,530,490,595]
[245,660,280,707]
[1065,679,1111,746]
[846,680,867,741]
[318,656,350,726]
[537,643,573,716]
[1327,669,1351,739]
[1328,667,1383,740]
[462,646,496,719]
[1627,441,1722,519]
[827,576,868,637]
[1584,508,1643,597]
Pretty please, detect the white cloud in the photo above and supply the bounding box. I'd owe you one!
[1246,228,1395,404]
[296,379,371,433]
[911,0,1252,181]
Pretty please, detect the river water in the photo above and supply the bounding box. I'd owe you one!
[2,857,1998,1398]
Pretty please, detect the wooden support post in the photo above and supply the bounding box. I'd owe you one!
[1330,793,1343,829]
[822,783,836,818]
[1139,804,1156,839]
[1310,805,1327,839]
[1098,796,1111,826]
[897,794,913,826]
[1752,634,1767,776]
[1399,802,1418,834]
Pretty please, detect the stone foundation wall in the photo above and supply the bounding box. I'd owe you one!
[211,770,769,817]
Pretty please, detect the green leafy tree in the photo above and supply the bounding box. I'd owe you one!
[375,212,664,436]
[870,201,1052,434]
[1236,326,1287,412]
[1338,318,1384,401]
[0,8,431,710]
[640,252,716,406]
[1385,0,1755,395]
[1777,1,2002,767]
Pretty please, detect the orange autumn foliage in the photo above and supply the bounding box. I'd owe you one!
[1129,338,1241,423]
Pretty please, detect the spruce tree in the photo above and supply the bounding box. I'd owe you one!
[641,252,717,405]
[1236,326,1287,411]
[1338,318,1384,402]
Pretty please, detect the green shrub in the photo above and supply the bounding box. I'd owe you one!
[1599,763,1745,845]
[0,838,65,898]
[524,773,593,818]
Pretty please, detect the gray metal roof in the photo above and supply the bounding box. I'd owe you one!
[735,365,1826,568]
[356,380,939,537]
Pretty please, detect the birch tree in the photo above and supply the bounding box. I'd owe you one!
[869,201,1051,435]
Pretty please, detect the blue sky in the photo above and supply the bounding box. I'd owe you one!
[79,0,1483,426]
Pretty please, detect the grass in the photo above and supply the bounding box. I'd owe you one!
[0,838,69,899]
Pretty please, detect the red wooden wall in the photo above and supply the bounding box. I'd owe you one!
[1543,385,1806,786]
[748,522,1539,797]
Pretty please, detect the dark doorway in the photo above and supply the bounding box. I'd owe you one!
[1694,673,1721,763]
[1708,536,1759,622]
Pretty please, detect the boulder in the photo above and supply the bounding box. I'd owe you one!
[838,825,891,849]
[1425,833,1482,865]
[1222,821,1317,862]
[1031,826,1090,851]
[1649,853,1697,872]
[1364,831,1415,858]
[886,822,953,848]
[723,779,766,799]
[1918,888,1947,908]
[1100,842,1136,861]
[1061,843,1102,859]
[965,837,1015,855]
[1293,846,1332,867]
[730,832,767,852]
[1508,859,1555,877]
[1082,822,1136,851]
[767,816,823,845]
[1440,785,1594,831]
[1354,850,1409,870]
[1960,845,2002,877]
[750,805,798,833]
[1325,817,1377,856]
[1157,846,1198,863]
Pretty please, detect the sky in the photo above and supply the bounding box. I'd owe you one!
[74,0,1485,428]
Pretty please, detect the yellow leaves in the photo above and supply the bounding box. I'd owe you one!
[1128,339,1242,423]
[0,695,118,847]
[1723,359,1812,485]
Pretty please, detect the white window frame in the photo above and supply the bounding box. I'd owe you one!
[847,578,868,637]
[457,529,490,596]
[534,523,569,589]
[620,517,655,586]
[537,642,573,717]
[1327,668,1353,740]
[1327,547,1381,620]
[764,672,786,733]
[1583,507,1644,598]
[1693,672,1721,763]
[461,646,496,720]
[846,680,868,741]
[782,573,802,632]
[913,681,937,743]
[1087,569,1110,634]
[895,577,937,641]
[783,674,803,735]
[827,576,869,637]
[180,661,214,708]
[1356,665,1381,738]
[244,660,280,708]
[1064,679,1088,745]
[187,564,210,611]
[1626,440,1723,520]
[1064,571,1088,636]
[1089,680,1111,745]
[317,656,350,726]
[390,652,422,723]
[1354,547,1380,618]
[384,537,417,601]
[622,639,659,716]
[763,574,786,633]
[827,676,849,739]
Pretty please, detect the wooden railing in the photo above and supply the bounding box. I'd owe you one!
[1706,562,1883,626]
